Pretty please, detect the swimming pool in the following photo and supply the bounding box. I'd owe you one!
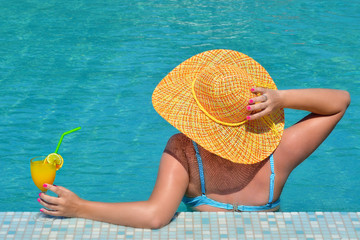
[0,0,359,212]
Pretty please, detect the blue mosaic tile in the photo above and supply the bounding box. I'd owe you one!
[0,212,360,239]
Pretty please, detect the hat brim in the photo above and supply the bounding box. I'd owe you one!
[152,49,284,164]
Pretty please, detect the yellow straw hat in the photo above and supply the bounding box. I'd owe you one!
[152,49,284,164]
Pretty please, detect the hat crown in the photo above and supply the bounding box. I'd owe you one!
[193,64,254,125]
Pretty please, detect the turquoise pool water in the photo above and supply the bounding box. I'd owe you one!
[0,0,359,212]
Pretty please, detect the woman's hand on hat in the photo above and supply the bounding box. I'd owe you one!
[247,87,282,120]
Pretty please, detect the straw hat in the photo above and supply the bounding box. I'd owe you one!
[152,49,284,164]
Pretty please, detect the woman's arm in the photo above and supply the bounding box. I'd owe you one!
[39,152,189,229]
[247,88,350,120]
[247,88,350,176]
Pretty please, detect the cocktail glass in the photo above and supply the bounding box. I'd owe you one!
[30,127,80,221]
[30,156,58,221]
[30,156,57,192]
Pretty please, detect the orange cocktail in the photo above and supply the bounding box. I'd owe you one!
[30,127,80,193]
[30,154,63,192]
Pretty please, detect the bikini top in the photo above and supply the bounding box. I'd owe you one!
[182,141,280,211]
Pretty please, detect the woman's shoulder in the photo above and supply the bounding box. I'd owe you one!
[166,133,193,150]
[164,133,193,171]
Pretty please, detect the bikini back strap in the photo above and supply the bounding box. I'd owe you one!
[192,141,206,195]
[267,154,275,204]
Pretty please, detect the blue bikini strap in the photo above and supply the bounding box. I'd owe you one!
[192,141,206,195]
[192,141,276,205]
[267,154,275,205]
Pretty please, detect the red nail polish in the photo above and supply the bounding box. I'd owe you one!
[43,184,47,188]
[39,193,42,197]
[249,99,254,104]
[251,88,255,92]
[37,198,41,203]
[40,209,43,212]
[247,106,251,110]
[246,116,251,120]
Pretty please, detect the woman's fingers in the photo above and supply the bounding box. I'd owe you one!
[247,102,271,121]
[251,87,267,95]
[249,95,268,105]
[247,102,267,112]
[42,184,62,196]
[38,184,63,207]
[248,108,271,120]
[247,88,269,121]
[249,87,269,105]
[38,184,65,214]
[40,207,61,216]
[247,87,282,121]
[37,184,82,218]
[38,197,59,210]
[39,192,60,205]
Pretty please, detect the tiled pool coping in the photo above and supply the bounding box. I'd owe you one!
[1,212,359,239]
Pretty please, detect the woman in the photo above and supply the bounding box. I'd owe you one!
[38,49,350,229]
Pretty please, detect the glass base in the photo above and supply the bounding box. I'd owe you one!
[33,212,65,222]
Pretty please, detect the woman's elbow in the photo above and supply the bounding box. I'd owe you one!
[344,90,351,108]
[148,216,171,229]
[140,205,174,229]
[145,211,173,229]
[340,90,351,112]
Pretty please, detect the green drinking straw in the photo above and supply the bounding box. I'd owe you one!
[54,127,81,153]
